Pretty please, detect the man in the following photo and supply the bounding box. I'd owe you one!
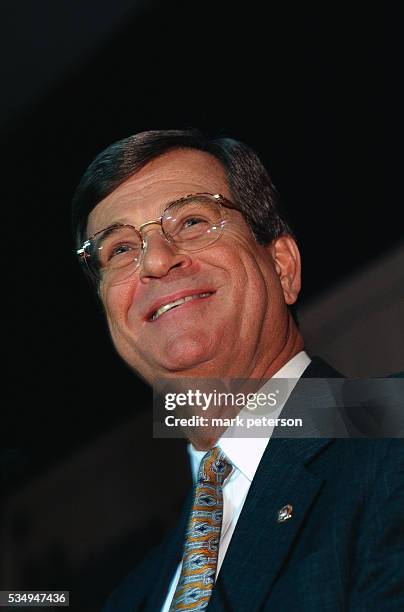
[72,129,403,611]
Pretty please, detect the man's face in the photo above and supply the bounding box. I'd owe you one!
[87,149,301,384]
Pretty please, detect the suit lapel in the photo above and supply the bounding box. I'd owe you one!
[208,357,341,610]
[301,356,344,379]
[207,437,333,610]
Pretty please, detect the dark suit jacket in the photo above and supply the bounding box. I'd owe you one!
[103,359,404,611]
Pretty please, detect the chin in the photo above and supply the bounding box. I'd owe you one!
[158,334,216,374]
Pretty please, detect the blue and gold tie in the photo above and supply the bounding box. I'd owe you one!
[169,446,232,611]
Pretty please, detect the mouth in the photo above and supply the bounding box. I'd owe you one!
[148,291,214,322]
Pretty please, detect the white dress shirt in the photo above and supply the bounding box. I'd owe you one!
[161,351,311,611]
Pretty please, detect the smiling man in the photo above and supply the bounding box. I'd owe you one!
[72,129,404,611]
[80,145,302,383]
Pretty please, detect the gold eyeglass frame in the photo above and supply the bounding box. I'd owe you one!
[76,192,238,282]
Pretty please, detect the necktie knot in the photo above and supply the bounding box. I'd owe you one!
[198,446,232,486]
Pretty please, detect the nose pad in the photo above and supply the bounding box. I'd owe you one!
[141,229,174,260]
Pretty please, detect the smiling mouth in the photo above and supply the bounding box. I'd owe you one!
[150,292,214,322]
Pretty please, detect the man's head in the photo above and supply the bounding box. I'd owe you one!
[72,129,303,384]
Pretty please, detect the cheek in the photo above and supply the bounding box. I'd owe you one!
[237,251,284,328]
[229,247,275,297]
[217,248,271,324]
[101,281,136,328]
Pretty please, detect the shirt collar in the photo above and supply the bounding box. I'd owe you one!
[188,350,311,483]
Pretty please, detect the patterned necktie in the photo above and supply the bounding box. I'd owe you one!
[169,446,232,611]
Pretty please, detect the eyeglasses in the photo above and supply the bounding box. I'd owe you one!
[77,192,236,285]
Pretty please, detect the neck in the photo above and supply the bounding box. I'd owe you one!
[257,320,304,379]
[186,320,305,450]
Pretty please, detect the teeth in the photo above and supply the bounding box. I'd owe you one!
[151,293,212,321]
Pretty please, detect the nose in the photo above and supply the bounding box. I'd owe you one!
[139,226,192,281]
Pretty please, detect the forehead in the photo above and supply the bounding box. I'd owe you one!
[87,148,230,235]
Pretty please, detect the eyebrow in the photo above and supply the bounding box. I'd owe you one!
[92,204,167,236]
[106,219,132,228]
[91,219,135,237]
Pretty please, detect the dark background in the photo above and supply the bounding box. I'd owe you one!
[1,2,402,610]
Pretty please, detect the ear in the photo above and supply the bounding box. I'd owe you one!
[268,236,301,305]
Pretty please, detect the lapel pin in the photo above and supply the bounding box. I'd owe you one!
[277,504,293,523]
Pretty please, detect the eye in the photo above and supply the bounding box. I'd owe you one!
[168,214,211,242]
[95,234,140,267]
[179,215,210,233]
[110,243,133,258]
[183,216,205,228]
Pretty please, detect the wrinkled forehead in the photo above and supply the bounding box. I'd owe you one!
[86,149,231,237]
